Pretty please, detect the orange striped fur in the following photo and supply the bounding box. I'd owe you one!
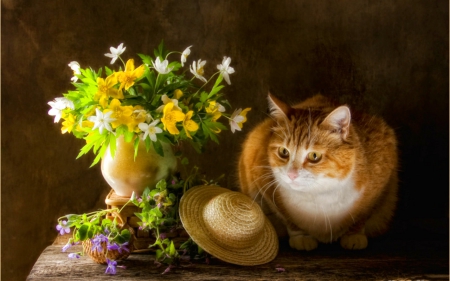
[239,94,398,250]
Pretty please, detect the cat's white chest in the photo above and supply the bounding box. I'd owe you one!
[280,175,361,222]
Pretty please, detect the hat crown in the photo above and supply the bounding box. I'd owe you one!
[203,192,265,249]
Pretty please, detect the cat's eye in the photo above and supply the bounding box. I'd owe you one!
[278,147,290,159]
[307,152,322,163]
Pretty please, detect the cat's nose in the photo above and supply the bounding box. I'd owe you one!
[288,170,298,180]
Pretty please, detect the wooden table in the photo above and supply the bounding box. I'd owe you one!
[27,222,449,281]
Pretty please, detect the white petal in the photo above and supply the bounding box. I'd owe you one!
[138,123,149,131]
[223,72,231,85]
[149,119,160,127]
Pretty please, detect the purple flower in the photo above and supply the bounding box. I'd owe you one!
[68,253,80,259]
[107,242,130,254]
[56,220,70,235]
[159,233,167,240]
[62,242,72,252]
[275,264,286,272]
[91,234,108,253]
[105,259,126,275]
[105,259,117,274]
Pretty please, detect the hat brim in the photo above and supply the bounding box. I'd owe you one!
[179,185,279,266]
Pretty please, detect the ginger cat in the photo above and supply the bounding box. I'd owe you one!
[239,94,398,250]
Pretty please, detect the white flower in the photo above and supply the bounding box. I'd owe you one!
[156,94,181,112]
[217,56,235,85]
[48,97,74,123]
[217,102,226,112]
[104,43,126,64]
[88,108,116,134]
[138,120,163,142]
[68,61,81,82]
[229,108,249,133]
[153,57,173,74]
[190,59,207,83]
[181,45,192,67]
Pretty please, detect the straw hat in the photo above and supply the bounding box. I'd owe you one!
[179,185,279,266]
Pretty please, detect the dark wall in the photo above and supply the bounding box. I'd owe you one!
[2,1,448,280]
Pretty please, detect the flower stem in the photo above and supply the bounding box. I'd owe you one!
[194,71,220,97]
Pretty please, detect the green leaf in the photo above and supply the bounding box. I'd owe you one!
[77,224,89,240]
[200,92,208,102]
[90,143,107,167]
[213,73,224,89]
[181,157,189,165]
[151,140,164,157]
[87,226,95,239]
[154,40,169,59]
[169,240,176,256]
[151,207,163,218]
[155,249,163,260]
[138,53,153,65]
[156,179,167,191]
[105,66,113,76]
[101,219,112,227]
[133,137,140,160]
[109,133,117,158]
[208,85,224,99]
[135,213,144,221]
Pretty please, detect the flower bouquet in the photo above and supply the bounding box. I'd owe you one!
[48,41,251,167]
[49,42,251,274]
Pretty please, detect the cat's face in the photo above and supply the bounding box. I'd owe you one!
[267,97,355,193]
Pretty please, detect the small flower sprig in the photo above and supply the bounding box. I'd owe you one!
[56,207,131,275]
[48,41,251,167]
[129,166,221,273]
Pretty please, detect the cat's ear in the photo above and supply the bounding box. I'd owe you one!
[322,106,351,139]
[268,93,292,119]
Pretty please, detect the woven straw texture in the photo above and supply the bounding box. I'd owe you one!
[82,239,133,264]
[179,185,279,266]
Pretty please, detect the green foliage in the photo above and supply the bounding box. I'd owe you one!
[129,166,223,267]
[48,41,249,167]
[57,206,132,246]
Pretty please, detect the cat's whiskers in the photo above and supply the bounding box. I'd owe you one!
[257,177,280,207]
[320,204,333,243]
[271,183,282,210]
[247,170,277,206]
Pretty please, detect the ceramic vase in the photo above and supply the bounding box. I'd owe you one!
[101,136,177,197]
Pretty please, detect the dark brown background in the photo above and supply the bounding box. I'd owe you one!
[2,1,448,280]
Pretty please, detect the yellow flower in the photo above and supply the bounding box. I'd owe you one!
[205,101,223,122]
[75,120,94,133]
[183,111,199,139]
[107,99,133,129]
[174,89,183,99]
[116,59,145,91]
[61,113,76,134]
[230,108,251,133]
[161,102,185,135]
[127,105,147,132]
[95,74,123,101]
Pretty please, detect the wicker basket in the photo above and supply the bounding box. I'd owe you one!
[82,214,134,264]
[105,189,189,253]
[83,238,133,264]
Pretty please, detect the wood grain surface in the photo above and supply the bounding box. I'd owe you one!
[27,232,449,281]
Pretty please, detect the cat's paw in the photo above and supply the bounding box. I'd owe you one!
[340,234,368,250]
[289,235,318,251]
